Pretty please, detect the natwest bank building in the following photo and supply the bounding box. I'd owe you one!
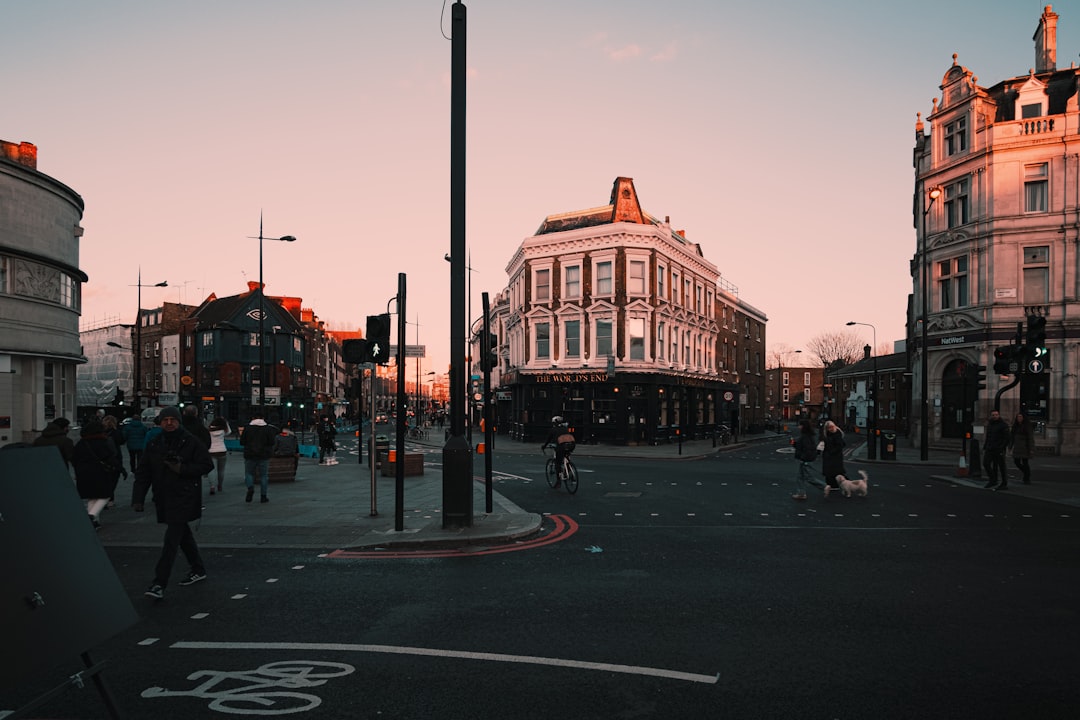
[498,177,766,444]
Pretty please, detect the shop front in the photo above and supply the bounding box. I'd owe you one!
[500,369,739,446]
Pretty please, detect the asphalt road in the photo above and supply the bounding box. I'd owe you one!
[4,438,1078,719]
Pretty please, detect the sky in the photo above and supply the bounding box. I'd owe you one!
[2,0,1066,373]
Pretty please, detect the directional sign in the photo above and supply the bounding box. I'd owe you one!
[388,345,426,358]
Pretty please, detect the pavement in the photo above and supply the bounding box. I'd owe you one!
[91,429,1080,553]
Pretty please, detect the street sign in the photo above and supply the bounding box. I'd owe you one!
[388,345,426,358]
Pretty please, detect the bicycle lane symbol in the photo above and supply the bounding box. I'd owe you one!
[141,660,355,715]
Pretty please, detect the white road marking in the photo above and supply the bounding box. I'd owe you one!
[139,638,160,646]
[231,594,247,599]
[169,641,719,685]
[266,578,279,583]
[191,613,210,620]
[292,565,305,570]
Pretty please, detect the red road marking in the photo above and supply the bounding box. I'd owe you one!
[326,514,579,559]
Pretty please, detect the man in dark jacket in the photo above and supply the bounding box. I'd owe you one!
[132,405,213,600]
[240,411,277,503]
[983,409,1011,491]
[33,417,75,468]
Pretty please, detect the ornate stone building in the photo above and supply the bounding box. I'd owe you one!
[912,5,1079,455]
[0,140,86,445]
[498,177,765,444]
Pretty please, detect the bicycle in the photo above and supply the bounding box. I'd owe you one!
[542,444,578,494]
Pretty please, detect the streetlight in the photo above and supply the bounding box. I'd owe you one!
[131,269,168,412]
[847,321,878,460]
[249,215,296,416]
[921,186,943,461]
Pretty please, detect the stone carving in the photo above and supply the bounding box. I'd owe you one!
[13,259,60,303]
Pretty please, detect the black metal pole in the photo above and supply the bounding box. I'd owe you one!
[442,0,473,529]
[258,215,265,416]
[920,195,932,460]
[482,292,493,514]
[135,270,142,412]
[395,273,406,532]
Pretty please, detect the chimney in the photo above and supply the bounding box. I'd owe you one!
[864,344,871,360]
[1034,5,1059,73]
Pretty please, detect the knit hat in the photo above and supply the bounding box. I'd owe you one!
[157,406,182,422]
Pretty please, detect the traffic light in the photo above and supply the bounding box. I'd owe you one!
[342,338,370,364]
[1026,315,1047,358]
[972,364,987,391]
[993,345,1019,375]
[482,332,498,372]
[365,313,392,365]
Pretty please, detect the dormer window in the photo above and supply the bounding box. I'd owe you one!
[945,116,967,156]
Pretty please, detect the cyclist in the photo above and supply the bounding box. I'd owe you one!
[541,416,576,488]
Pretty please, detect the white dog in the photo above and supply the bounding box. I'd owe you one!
[834,470,869,497]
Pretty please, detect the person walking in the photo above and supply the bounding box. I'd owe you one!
[1009,411,1035,485]
[317,415,338,465]
[72,419,126,529]
[820,420,847,497]
[240,411,277,503]
[120,409,149,471]
[33,416,75,468]
[182,404,212,449]
[131,406,213,600]
[982,409,1011,491]
[207,416,230,495]
[791,419,822,500]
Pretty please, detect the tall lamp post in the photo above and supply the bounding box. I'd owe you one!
[250,216,296,416]
[132,269,168,412]
[920,186,943,460]
[847,321,878,460]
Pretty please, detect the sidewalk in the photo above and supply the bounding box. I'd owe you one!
[844,436,1080,508]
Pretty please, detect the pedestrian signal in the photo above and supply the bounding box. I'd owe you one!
[366,314,392,365]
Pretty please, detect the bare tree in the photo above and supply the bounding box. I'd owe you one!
[767,342,803,369]
[806,331,863,368]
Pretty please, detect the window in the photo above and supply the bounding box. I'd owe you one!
[1021,103,1042,119]
[201,332,213,347]
[535,322,550,359]
[684,279,691,306]
[564,320,580,357]
[629,318,645,360]
[657,265,665,299]
[153,341,160,357]
[1023,245,1050,304]
[937,256,969,310]
[596,319,613,356]
[1025,163,1048,213]
[945,178,970,228]
[671,272,679,304]
[804,372,810,386]
[596,261,612,295]
[535,269,550,301]
[782,387,789,402]
[144,342,151,358]
[249,333,259,347]
[564,266,581,298]
[628,260,645,295]
[695,286,702,313]
[803,388,810,403]
[945,116,967,156]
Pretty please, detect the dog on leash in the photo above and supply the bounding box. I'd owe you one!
[835,470,869,497]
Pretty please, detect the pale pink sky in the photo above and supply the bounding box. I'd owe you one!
[2,1,1059,371]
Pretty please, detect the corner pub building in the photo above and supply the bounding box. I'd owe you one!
[498,177,767,445]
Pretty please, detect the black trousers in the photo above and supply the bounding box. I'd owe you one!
[1013,456,1031,482]
[155,521,204,587]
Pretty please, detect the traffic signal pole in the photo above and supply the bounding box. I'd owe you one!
[442,0,473,529]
